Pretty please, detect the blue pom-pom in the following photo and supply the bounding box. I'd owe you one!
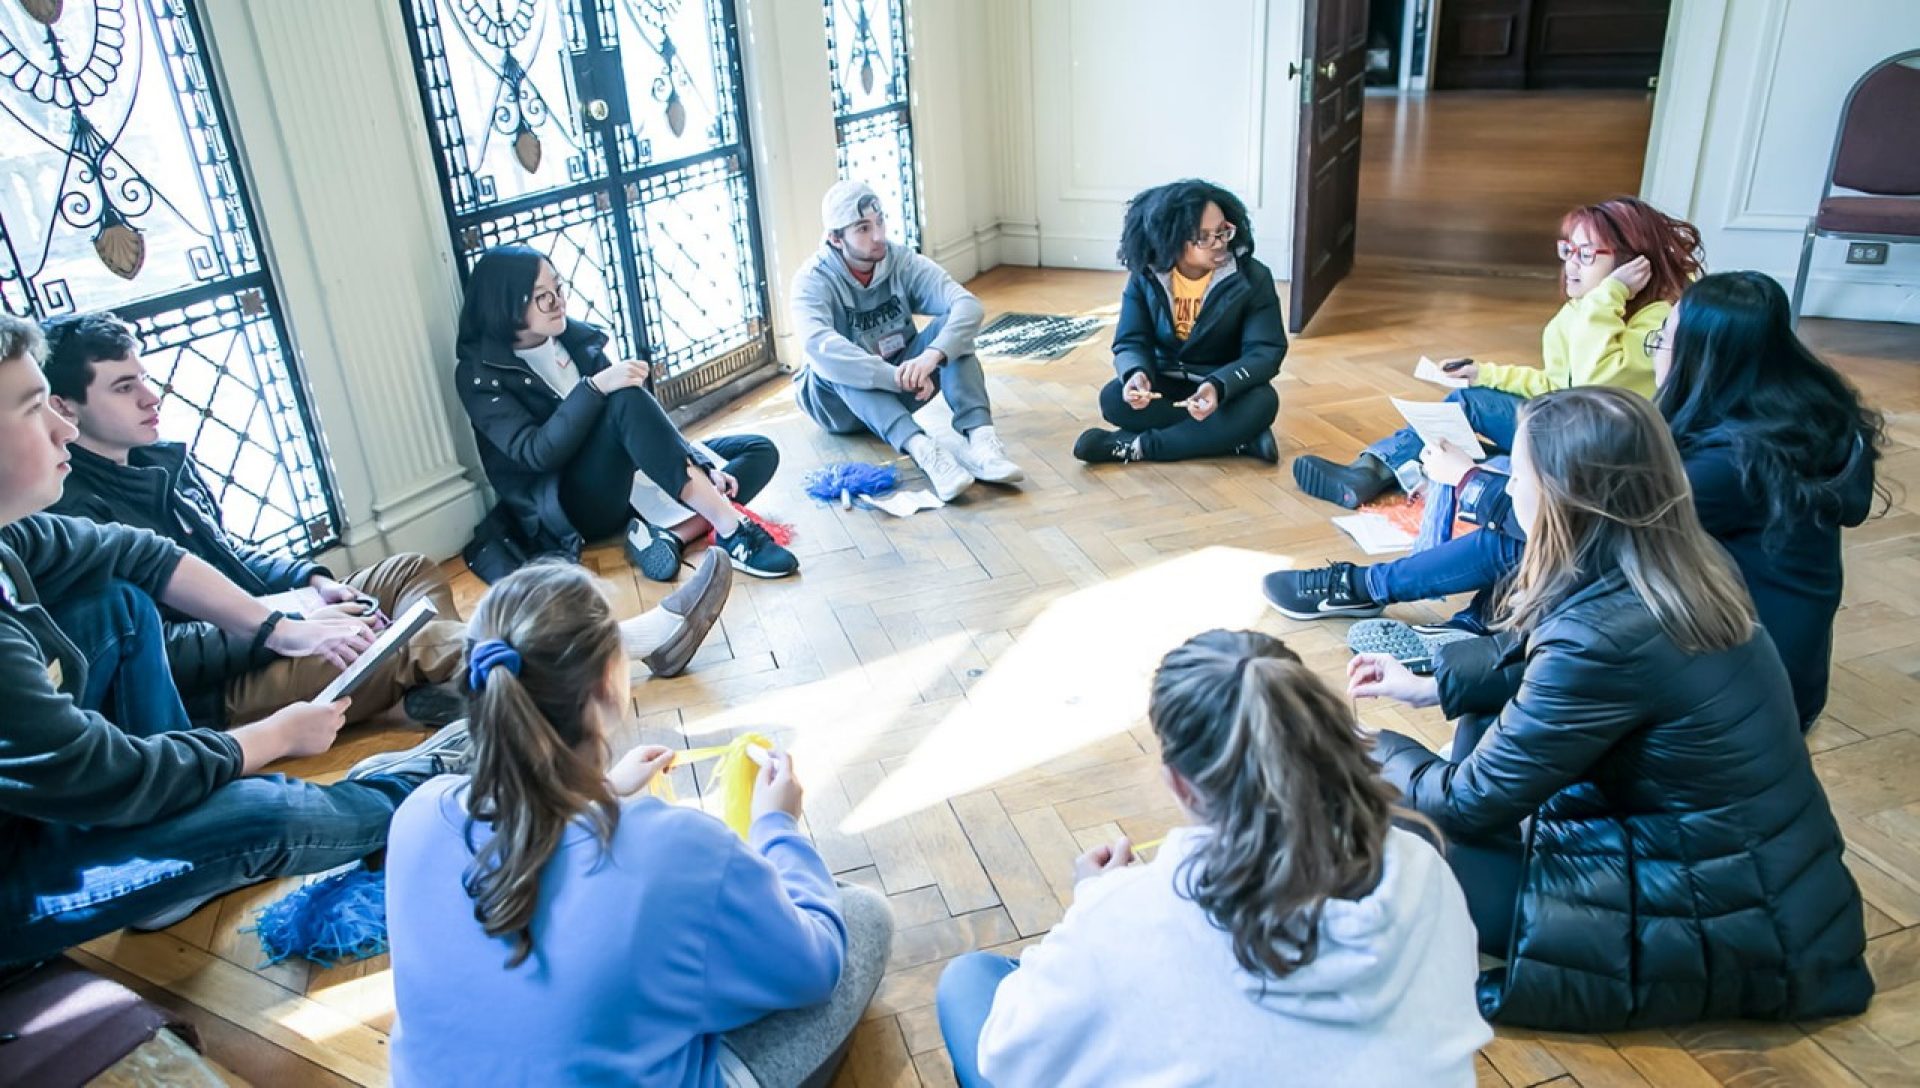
[803,462,898,504]
[245,865,390,967]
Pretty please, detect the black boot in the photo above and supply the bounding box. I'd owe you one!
[1291,452,1396,509]
[1235,429,1279,464]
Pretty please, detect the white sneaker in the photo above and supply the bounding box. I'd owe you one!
[953,425,1025,484]
[906,433,973,502]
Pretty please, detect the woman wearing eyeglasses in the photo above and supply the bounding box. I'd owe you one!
[455,245,798,583]
[1072,179,1287,465]
[1290,196,1702,510]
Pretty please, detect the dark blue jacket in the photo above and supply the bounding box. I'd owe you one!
[1110,255,1287,400]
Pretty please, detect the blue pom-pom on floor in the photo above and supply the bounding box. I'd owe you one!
[246,865,389,967]
[803,462,898,507]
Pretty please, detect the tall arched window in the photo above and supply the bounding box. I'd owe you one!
[0,0,339,553]
[823,0,920,250]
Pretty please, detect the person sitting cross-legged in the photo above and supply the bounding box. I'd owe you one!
[790,179,1024,502]
[1074,179,1286,466]
[0,313,468,969]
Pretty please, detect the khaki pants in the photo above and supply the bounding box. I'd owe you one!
[225,553,466,726]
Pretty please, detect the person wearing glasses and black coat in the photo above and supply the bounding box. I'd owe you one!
[1073,179,1287,466]
[454,245,796,583]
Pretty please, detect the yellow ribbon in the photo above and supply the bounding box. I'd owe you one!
[646,733,772,840]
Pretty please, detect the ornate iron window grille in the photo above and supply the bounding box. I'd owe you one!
[0,0,339,555]
[822,0,920,251]
[400,0,775,410]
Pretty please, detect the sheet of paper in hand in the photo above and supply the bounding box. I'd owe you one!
[1390,398,1487,461]
[316,599,438,704]
[1414,356,1469,390]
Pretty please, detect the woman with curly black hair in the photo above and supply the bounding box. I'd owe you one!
[1073,180,1288,465]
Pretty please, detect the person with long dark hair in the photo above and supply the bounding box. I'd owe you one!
[1073,179,1287,464]
[1265,271,1882,730]
[1653,271,1883,726]
[456,245,797,581]
[386,562,893,1086]
[1349,387,1872,1031]
[935,630,1489,1086]
[1288,196,1701,510]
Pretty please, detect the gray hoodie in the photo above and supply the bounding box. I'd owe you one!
[788,241,984,391]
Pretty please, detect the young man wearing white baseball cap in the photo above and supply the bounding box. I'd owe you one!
[788,180,1022,501]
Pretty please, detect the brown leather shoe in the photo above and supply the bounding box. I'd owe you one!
[643,547,733,677]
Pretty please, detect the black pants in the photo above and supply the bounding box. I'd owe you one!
[558,390,779,540]
[1097,373,1278,461]
[1438,711,1526,957]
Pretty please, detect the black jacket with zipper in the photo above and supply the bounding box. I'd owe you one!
[1374,571,1873,1031]
[455,320,698,577]
[48,443,328,703]
[1110,254,1287,400]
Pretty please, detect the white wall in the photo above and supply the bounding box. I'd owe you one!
[201,0,483,570]
[1027,0,1305,272]
[1644,0,1920,323]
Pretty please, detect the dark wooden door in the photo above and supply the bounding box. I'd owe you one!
[1289,0,1370,333]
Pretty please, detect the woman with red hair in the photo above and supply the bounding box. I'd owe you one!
[1290,197,1702,512]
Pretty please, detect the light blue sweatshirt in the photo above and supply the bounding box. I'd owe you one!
[386,777,847,1087]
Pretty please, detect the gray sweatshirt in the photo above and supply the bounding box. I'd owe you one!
[0,515,242,863]
[788,241,984,391]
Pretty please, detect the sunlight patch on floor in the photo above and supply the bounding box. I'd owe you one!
[842,546,1289,832]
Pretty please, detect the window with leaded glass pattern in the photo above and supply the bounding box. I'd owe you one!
[0,0,340,555]
[823,0,920,251]
[399,0,778,409]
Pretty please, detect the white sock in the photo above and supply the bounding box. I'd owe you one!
[619,606,682,658]
[970,424,996,444]
[904,433,934,460]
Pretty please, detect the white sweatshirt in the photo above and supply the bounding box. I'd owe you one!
[977,827,1491,1087]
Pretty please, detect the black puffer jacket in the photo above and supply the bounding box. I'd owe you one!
[49,443,327,702]
[1110,255,1287,400]
[1374,572,1873,1031]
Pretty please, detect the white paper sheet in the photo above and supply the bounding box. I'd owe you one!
[1414,355,1470,390]
[860,489,946,518]
[1331,513,1416,555]
[1390,397,1487,461]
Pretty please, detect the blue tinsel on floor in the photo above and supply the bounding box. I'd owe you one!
[802,462,898,506]
[245,865,389,967]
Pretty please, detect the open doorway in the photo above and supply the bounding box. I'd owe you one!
[1355,0,1667,273]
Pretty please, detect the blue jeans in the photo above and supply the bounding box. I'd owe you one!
[45,580,194,737]
[936,952,1019,1088]
[1366,386,1526,471]
[795,315,995,450]
[1363,527,1526,633]
[2,583,420,967]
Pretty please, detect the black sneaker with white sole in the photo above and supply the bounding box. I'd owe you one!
[626,518,684,582]
[718,519,798,579]
[1262,561,1385,620]
[1345,618,1479,675]
[1072,427,1141,464]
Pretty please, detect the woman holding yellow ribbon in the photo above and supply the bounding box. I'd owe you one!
[382,562,892,1086]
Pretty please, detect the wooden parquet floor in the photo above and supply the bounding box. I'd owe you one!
[70,261,1920,1087]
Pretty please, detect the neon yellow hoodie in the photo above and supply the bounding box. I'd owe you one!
[1474,277,1668,400]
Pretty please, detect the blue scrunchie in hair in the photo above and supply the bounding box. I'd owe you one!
[468,638,523,690]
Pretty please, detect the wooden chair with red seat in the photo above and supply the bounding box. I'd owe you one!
[1791,49,1920,324]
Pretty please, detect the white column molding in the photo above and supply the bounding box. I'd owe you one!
[199,0,482,566]
[984,0,1039,265]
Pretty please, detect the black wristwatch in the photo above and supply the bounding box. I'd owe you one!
[252,610,287,655]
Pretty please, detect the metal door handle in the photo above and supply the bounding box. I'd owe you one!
[1288,61,1302,79]
[585,99,610,122]
[1320,61,1337,79]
